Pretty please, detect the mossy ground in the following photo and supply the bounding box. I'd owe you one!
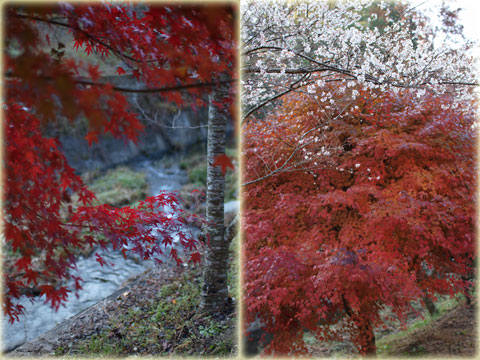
[85,166,149,207]
[54,263,237,356]
[376,294,475,356]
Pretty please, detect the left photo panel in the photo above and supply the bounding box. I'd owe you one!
[2,2,239,356]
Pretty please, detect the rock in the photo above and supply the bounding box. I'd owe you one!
[224,200,239,215]
[50,75,211,174]
[243,317,273,356]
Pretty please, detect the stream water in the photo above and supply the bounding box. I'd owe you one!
[2,157,188,352]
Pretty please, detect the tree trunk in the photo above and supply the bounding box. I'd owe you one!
[461,267,474,306]
[423,295,438,316]
[200,78,232,313]
[350,312,376,357]
[358,317,376,356]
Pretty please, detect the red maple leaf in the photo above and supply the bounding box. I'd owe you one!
[212,153,234,175]
[116,66,126,75]
[190,252,202,264]
[85,131,99,145]
[95,253,107,267]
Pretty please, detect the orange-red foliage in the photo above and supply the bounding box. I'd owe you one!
[243,84,476,355]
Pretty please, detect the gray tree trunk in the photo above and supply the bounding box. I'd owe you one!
[200,79,232,313]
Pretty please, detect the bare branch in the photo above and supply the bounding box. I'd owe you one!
[133,98,208,129]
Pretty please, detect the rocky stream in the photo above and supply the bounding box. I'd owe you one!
[2,156,193,353]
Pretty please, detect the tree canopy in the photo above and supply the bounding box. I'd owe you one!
[241,0,478,123]
[3,3,235,323]
[242,0,477,355]
[243,81,476,355]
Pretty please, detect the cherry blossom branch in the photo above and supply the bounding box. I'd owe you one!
[242,101,352,186]
[242,0,478,112]
[242,73,312,124]
[244,66,478,88]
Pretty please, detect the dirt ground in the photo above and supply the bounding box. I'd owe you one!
[385,303,476,357]
[306,302,476,357]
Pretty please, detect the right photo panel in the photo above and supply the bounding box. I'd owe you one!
[241,0,477,357]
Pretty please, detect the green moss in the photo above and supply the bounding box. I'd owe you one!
[87,166,148,207]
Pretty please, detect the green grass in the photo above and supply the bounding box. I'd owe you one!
[87,166,148,207]
[225,165,238,202]
[376,294,465,356]
[188,165,208,187]
[227,232,239,299]
[224,147,238,202]
[61,269,236,356]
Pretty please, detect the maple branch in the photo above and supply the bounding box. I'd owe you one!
[14,13,153,64]
[7,71,237,94]
[76,78,236,94]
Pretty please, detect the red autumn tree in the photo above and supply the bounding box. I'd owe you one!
[243,82,476,355]
[3,3,235,323]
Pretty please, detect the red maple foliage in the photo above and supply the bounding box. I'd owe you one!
[212,153,235,175]
[243,83,476,355]
[3,3,235,323]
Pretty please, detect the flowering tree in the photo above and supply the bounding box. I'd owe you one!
[242,0,477,355]
[3,3,235,322]
[241,0,477,123]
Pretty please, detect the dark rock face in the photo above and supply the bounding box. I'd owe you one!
[48,75,209,173]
